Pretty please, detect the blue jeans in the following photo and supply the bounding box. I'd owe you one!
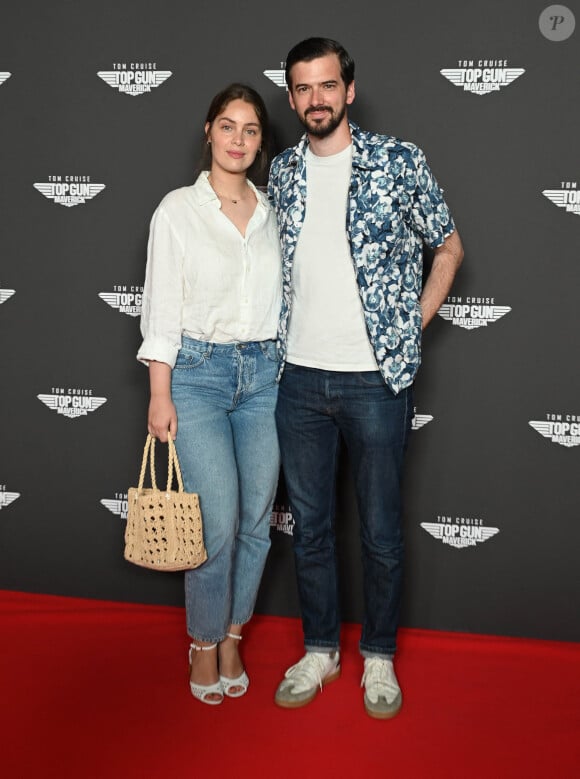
[276,364,413,658]
[171,336,280,642]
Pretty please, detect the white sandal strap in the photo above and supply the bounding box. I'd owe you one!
[190,641,217,652]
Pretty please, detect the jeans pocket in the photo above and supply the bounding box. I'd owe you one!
[259,340,279,363]
[358,370,386,387]
[174,344,208,370]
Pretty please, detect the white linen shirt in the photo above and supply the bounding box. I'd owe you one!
[137,171,282,368]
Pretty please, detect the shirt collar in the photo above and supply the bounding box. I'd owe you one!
[192,170,265,209]
[289,122,376,171]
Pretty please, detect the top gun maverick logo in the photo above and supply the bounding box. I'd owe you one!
[98,63,172,96]
[421,515,500,549]
[34,175,105,208]
[270,503,295,536]
[441,59,525,95]
[38,388,107,419]
[0,287,15,305]
[263,63,287,90]
[0,486,20,511]
[101,493,129,520]
[543,182,580,216]
[99,285,143,317]
[438,296,511,330]
[529,412,580,448]
[412,410,434,431]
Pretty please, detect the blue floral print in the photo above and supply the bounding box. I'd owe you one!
[268,122,455,393]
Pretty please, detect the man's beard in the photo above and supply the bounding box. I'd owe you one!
[299,103,347,138]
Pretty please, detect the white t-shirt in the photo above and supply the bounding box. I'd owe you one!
[286,145,378,371]
[137,171,282,368]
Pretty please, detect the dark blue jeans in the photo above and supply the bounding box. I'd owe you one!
[276,364,413,658]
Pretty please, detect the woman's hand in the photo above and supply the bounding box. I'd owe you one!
[148,395,177,442]
[147,361,177,442]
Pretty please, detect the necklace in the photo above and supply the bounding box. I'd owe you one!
[208,175,248,204]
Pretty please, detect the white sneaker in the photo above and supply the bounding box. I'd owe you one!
[275,650,341,708]
[361,657,402,719]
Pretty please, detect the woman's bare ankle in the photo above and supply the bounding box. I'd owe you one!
[219,634,244,678]
[189,642,219,685]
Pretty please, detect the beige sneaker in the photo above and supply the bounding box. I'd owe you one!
[361,657,402,719]
[275,651,341,708]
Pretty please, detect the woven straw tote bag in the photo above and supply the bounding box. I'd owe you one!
[125,435,207,571]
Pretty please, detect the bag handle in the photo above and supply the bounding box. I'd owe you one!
[137,434,185,493]
[167,435,185,492]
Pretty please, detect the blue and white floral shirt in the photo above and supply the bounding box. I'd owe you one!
[268,121,456,394]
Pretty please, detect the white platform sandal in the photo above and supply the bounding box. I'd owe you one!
[189,642,224,705]
[219,633,250,698]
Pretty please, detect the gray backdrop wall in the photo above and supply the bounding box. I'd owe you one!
[1,0,578,642]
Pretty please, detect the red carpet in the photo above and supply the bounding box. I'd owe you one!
[2,590,579,778]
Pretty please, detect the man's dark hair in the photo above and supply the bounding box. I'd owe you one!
[285,38,355,90]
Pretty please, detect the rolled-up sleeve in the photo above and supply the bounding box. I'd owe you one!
[137,205,185,368]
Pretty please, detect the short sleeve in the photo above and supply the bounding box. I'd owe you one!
[409,146,456,249]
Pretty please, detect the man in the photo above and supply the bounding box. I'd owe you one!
[268,37,463,719]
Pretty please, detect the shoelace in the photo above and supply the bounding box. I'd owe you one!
[361,658,398,700]
[285,653,333,692]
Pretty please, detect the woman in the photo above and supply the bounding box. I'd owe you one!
[137,84,281,705]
